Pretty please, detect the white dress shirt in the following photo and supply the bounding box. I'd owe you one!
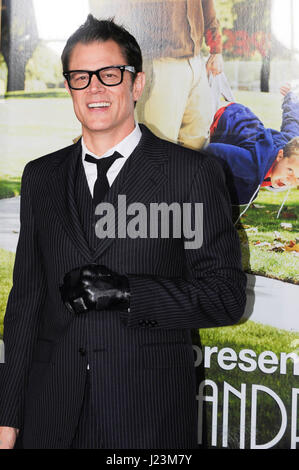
[81,124,142,195]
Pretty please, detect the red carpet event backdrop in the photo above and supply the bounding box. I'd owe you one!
[0,0,298,449]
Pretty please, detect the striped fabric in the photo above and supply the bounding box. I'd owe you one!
[0,125,246,448]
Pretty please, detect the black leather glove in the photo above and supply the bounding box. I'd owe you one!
[60,264,130,314]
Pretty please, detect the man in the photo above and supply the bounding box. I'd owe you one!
[89,0,224,149]
[0,16,246,449]
[207,84,299,206]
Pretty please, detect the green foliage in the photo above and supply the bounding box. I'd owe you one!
[215,0,271,60]
[215,0,236,30]
[0,177,21,199]
[200,322,299,448]
[26,43,63,89]
[0,249,15,339]
[238,188,299,284]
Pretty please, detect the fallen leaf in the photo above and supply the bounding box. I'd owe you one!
[281,211,297,219]
[285,243,299,252]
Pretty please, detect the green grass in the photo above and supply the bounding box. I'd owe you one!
[0,177,21,199]
[200,320,299,356]
[0,248,15,338]
[4,89,69,99]
[199,321,299,448]
[237,188,299,283]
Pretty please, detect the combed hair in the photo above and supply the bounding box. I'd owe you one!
[283,136,299,159]
[61,14,142,78]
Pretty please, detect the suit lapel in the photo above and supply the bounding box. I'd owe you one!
[47,140,94,262]
[46,126,169,262]
[92,125,169,260]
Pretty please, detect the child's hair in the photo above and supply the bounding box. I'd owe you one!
[283,136,299,159]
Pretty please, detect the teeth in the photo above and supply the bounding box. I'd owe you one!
[88,102,110,108]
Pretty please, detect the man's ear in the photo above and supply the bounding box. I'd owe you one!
[64,79,71,96]
[276,149,284,161]
[133,72,146,102]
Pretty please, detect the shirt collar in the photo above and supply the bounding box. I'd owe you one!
[82,124,142,160]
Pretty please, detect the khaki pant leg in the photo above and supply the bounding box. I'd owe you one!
[136,57,192,144]
[178,55,214,150]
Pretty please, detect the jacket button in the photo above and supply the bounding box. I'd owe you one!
[78,348,87,356]
[139,319,158,328]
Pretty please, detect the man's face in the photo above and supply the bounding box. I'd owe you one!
[65,40,145,141]
[271,151,299,188]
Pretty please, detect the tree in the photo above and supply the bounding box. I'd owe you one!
[232,0,272,92]
[1,0,39,92]
[218,0,272,92]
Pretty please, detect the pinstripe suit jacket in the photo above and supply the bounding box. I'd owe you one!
[0,125,246,448]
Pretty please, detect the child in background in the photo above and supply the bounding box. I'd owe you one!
[206,84,299,206]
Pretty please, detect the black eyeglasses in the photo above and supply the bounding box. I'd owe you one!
[63,65,136,90]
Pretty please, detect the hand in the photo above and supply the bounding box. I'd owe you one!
[0,427,19,449]
[206,53,224,77]
[60,264,130,313]
[280,83,291,97]
[80,264,130,310]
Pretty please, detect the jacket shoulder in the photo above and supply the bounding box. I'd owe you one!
[142,124,222,172]
[21,141,80,186]
[160,136,225,177]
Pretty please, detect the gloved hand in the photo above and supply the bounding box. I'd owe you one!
[60,264,130,314]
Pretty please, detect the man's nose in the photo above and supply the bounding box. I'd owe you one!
[89,74,106,92]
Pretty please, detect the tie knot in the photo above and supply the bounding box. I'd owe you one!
[85,151,123,173]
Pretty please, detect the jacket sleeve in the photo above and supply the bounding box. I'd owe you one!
[280,91,299,141]
[203,0,222,54]
[127,157,247,329]
[0,163,47,428]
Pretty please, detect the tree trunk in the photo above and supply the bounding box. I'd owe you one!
[6,51,26,92]
[1,0,39,92]
[260,55,270,93]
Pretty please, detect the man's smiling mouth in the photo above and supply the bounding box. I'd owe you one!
[88,102,111,109]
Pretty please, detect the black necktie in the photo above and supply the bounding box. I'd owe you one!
[85,151,123,206]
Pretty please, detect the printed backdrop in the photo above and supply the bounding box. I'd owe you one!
[0,0,298,449]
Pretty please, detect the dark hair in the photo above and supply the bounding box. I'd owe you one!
[283,136,299,159]
[61,15,142,80]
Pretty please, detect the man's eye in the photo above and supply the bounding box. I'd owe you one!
[287,168,294,175]
[103,72,117,79]
[71,74,88,82]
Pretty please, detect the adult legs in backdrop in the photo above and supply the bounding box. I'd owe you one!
[137,55,213,150]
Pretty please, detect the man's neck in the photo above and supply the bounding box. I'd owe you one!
[82,124,136,157]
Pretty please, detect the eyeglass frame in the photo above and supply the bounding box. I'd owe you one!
[63,65,136,90]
